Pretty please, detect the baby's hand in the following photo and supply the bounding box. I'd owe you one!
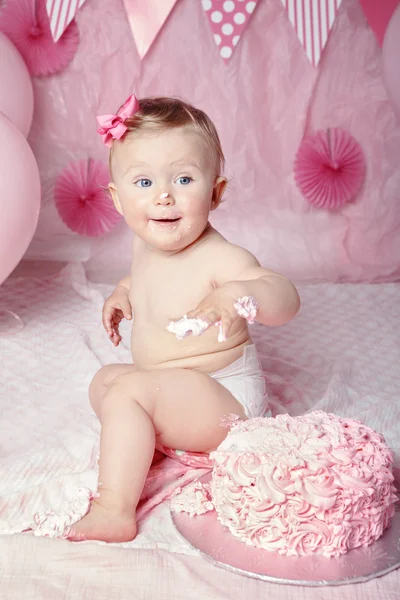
[102,285,132,346]
[187,288,238,342]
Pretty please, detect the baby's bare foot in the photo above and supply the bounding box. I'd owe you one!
[67,500,137,543]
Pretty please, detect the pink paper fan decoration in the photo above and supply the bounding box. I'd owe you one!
[54,159,122,237]
[0,0,79,76]
[294,129,366,209]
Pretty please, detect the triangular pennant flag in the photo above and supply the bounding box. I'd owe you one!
[122,0,179,59]
[281,0,342,67]
[202,0,261,63]
[359,0,399,47]
[46,0,87,42]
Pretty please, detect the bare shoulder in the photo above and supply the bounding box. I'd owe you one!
[202,229,263,285]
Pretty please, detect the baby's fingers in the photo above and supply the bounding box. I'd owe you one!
[192,309,220,326]
[118,298,132,321]
[102,305,116,336]
[217,315,233,343]
[186,307,202,320]
[110,331,122,346]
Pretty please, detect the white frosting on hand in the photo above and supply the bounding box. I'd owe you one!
[167,296,259,342]
[167,315,209,340]
[234,296,259,325]
[215,320,226,343]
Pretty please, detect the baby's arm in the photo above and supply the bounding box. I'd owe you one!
[187,244,299,337]
[116,275,131,292]
[103,275,132,345]
[223,264,299,328]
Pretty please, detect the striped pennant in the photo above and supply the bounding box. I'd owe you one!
[46,0,87,42]
[281,0,343,67]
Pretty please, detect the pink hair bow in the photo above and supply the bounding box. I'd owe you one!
[96,94,139,148]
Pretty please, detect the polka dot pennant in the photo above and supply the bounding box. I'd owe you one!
[202,0,260,63]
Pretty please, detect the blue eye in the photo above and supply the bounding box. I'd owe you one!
[136,179,152,188]
[176,176,192,185]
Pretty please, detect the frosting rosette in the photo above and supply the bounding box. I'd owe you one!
[210,411,397,557]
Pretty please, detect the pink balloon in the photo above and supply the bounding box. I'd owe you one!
[382,5,400,117]
[0,33,34,137]
[0,112,41,286]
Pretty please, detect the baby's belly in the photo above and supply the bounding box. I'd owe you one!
[131,319,252,373]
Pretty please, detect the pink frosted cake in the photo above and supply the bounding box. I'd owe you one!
[210,411,397,557]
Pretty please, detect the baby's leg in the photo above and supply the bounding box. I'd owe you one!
[89,364,164,466]
[88,363,136,416]
[69,368,246,542]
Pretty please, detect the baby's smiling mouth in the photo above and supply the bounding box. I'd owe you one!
[150,214,182,223]
[153,218,181,222]
[149,216,182,229]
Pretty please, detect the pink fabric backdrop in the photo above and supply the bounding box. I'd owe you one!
[25,0,400,282]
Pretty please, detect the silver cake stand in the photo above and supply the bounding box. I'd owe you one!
[170,474,400,586]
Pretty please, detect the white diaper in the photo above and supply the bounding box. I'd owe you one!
[209,345,268,419]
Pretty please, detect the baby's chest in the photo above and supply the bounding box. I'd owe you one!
[130,263,214,322]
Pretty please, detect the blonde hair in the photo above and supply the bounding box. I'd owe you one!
[110,96,225,175]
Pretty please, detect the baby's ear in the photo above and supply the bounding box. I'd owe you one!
[109,183,123,215]
[211,176,227,210]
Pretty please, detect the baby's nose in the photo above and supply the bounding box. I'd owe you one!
[156,191,174,205]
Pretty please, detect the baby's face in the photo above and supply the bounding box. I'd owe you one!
[109,127,225,252]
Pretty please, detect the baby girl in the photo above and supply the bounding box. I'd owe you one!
[70,94,300,542]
